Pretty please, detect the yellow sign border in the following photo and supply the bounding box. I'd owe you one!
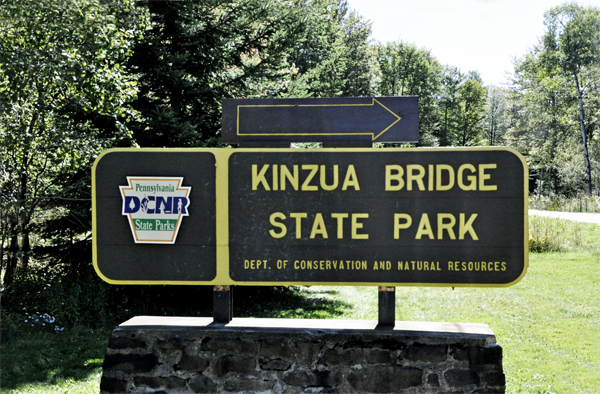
[92,147,529,288]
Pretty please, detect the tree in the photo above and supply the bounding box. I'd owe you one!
[0,0,147,288]
[128,0,308,147]
[484,86,510,146]
[376,41,443,145]
[437,68,487,146]
[542,3,600,194]
[455,72,487,146]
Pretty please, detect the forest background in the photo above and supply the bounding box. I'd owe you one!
[1,0,600,331]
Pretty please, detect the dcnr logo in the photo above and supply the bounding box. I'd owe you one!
[123,195,189,215]
[120,177,191,244]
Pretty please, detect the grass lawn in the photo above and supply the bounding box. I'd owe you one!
[0,327,110,394]
[2,217,599,393]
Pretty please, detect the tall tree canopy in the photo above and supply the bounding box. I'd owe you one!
[0,0,147,288]
[127,0,378,148]
[508,3,600,195]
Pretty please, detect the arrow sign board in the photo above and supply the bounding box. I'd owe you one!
[93,147,527,287]
[221,97,419,144]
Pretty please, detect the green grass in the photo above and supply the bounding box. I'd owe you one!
[301,250,600,393]
[0,327,110,394]
[2,216,599,393]
[529,215,600,251]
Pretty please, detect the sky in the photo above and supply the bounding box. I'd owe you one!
[347,0,600,86]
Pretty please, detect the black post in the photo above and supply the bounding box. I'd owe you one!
[213,285,232,324]
[377,286,395,329]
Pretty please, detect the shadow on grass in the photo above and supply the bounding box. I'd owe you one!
[0,286,349,390]
[0,326,112,391]
[234,286,351,319]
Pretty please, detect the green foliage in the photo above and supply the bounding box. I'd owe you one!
[376,42,488,146]
[530,193,600,213]
[127,0,379,148]
[0,0,148,290]
[528,215,582,251]
[484,86,510,145]
[127,0,303,147]
[508,3,600,195]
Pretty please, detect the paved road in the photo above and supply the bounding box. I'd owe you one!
[529,209,600,225]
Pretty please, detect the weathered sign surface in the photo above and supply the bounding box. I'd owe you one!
[92,148,528,286]
[221,97,419,144]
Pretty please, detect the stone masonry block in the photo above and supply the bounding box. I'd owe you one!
[484,371,506,387]
[451,344,502,366]
[224,378,276,392]
[401,343,448,363]
[108,334,147,350]
[348,366,423,392]
[155,337,185,353]
[174,353,210,372]
[133,376,188,391]
[99,377,128,393]
[319,348,361,366]
[259,339,296,361]
[427,373,440,387]
[260,358,292,371]
[202,338,255,357]
[213,355,256,377]
[102,318,503,393]
[283,371,340,388]
[365,348,393,364]
[444,369,480,388]
[188,375,218,393]
[103,353,160,373]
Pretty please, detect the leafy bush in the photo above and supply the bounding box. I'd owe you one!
[529,215,582,251]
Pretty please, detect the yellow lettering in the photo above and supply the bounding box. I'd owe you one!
[415,213,434,239]
[458,164,477,191]
[301,165,318,191]
[290,212,307,238]
[436,164,455,191]
[269,212,287,238]
[394,213,412,239]
[310,213,328,239]
[428,164,434,191]
[342,165,360,190]
[320,165,339,191]
[406,165,426,191]
[479,164,497,191]
[280,165,298,190]
[252,164,270,190]
[437,213,456,239]
[385,165,404,191]
[351,213,369,239]
[459,213,479,240]
[331,213,348,239]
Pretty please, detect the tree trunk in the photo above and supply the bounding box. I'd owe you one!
[575,74,592,195]
[21,228,30,267]
[3,227,19,289]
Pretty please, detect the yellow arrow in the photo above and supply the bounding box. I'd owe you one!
[236,98,401,141]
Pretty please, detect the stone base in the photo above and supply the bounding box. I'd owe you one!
[100,317,505,393]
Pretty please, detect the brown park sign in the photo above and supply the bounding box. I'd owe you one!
[92,147,528,287]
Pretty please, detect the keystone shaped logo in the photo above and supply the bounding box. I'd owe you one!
[120,177,191,244]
